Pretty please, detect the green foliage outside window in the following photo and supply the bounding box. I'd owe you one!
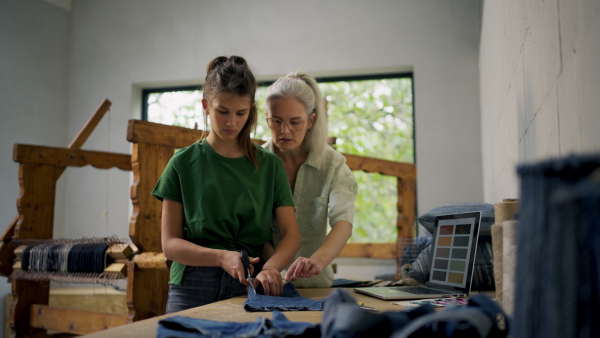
[321,79,414,242]
[146,77,413,243]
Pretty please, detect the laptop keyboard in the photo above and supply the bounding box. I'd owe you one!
[392,286,446,295]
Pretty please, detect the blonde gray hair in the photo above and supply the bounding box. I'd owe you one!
[265,71,329,167]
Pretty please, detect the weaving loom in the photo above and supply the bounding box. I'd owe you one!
[0,99,416,337]
[10,237,133,285]
[0,100,169,337]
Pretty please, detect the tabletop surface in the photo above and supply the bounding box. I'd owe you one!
[82,288,415,337]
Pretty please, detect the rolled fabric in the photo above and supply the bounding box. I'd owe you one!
[491,198,519,305]
[501,220,518,317]
[514,155,600,338]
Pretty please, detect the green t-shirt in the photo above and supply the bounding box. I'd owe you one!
[152,141,294,285]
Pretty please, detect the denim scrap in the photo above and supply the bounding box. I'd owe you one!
[156,310,319,338]
[244,283,325,312]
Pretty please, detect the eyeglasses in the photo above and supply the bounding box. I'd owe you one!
[266,118,307,131]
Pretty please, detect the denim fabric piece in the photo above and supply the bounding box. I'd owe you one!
[331,279,368,288]
[156,310,319,338]
[322,288,435,338]
[392,294,510,338]
[244,283,325,312]
[514,154,600,338]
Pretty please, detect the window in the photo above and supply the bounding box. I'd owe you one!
[142,74,414,243]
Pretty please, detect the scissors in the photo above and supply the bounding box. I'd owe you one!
[240,250,257,295]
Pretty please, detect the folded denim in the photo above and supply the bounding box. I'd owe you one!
[244,283,325,312]
[156,310,319,338]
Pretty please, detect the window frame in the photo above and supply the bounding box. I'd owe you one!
[141,73,415,152]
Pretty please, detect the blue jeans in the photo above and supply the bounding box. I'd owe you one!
[514,154,600,338]
[166,266,247,314]
[157,310,319,338]
[243,283,325,312]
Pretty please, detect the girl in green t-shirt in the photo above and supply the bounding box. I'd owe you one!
[153,56,300,313]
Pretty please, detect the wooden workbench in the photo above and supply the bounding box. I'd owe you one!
[82,288,410,337]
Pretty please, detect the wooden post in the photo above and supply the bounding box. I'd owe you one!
[127,120,204,253]
[396,176,416,279]
[129,142,174,253]
[10,162,59,337]
[126,262,169,323]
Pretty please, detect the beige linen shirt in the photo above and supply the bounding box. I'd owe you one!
[264,140,358,288]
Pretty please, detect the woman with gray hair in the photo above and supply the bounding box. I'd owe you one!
[262,71,358,288]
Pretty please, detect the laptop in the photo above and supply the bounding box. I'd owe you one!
[354,211,481,300]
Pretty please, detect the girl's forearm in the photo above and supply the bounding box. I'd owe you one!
[162,238,227,267]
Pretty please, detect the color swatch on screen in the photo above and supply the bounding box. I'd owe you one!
[429,218,476,288]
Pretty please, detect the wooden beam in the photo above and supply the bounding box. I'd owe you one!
[11,280,50,337]
[0,217,18,276]
[396,177,417,279]
[30,305,128,335]
[13,144,132,171]
[107,244,136,259]
[343,153,416,179]
[16,163,58,240]
[132,252,168,270]
[338,243,397,259]
[68,99,112,149]
[127,119,205,148]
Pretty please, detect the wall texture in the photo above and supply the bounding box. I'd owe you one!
[61,0,483,242]
[480,0,600,202]
[0,0,71,335]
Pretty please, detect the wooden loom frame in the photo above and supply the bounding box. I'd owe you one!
[0,101,170,337]
[0,107,416,336]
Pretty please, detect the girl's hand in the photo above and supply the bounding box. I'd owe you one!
[285,256,323,282]
[221,251,259,286]
[255,268,283,296]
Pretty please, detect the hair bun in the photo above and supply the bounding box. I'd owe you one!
[206,56,228,74]
[229,55,248,67]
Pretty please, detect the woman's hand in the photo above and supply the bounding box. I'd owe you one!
[255,268,283,296]
[221,251,259,286]
[285,256,323,282]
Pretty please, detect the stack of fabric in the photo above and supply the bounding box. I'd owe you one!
[514,154,600,338]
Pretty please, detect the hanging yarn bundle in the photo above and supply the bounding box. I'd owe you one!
[10,236,131,286]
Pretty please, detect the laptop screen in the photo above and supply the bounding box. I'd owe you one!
[427,212,481,290]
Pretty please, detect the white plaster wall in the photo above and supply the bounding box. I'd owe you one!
[0,0,70,335]
[62,0,483,243]
[480,0,600,203]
